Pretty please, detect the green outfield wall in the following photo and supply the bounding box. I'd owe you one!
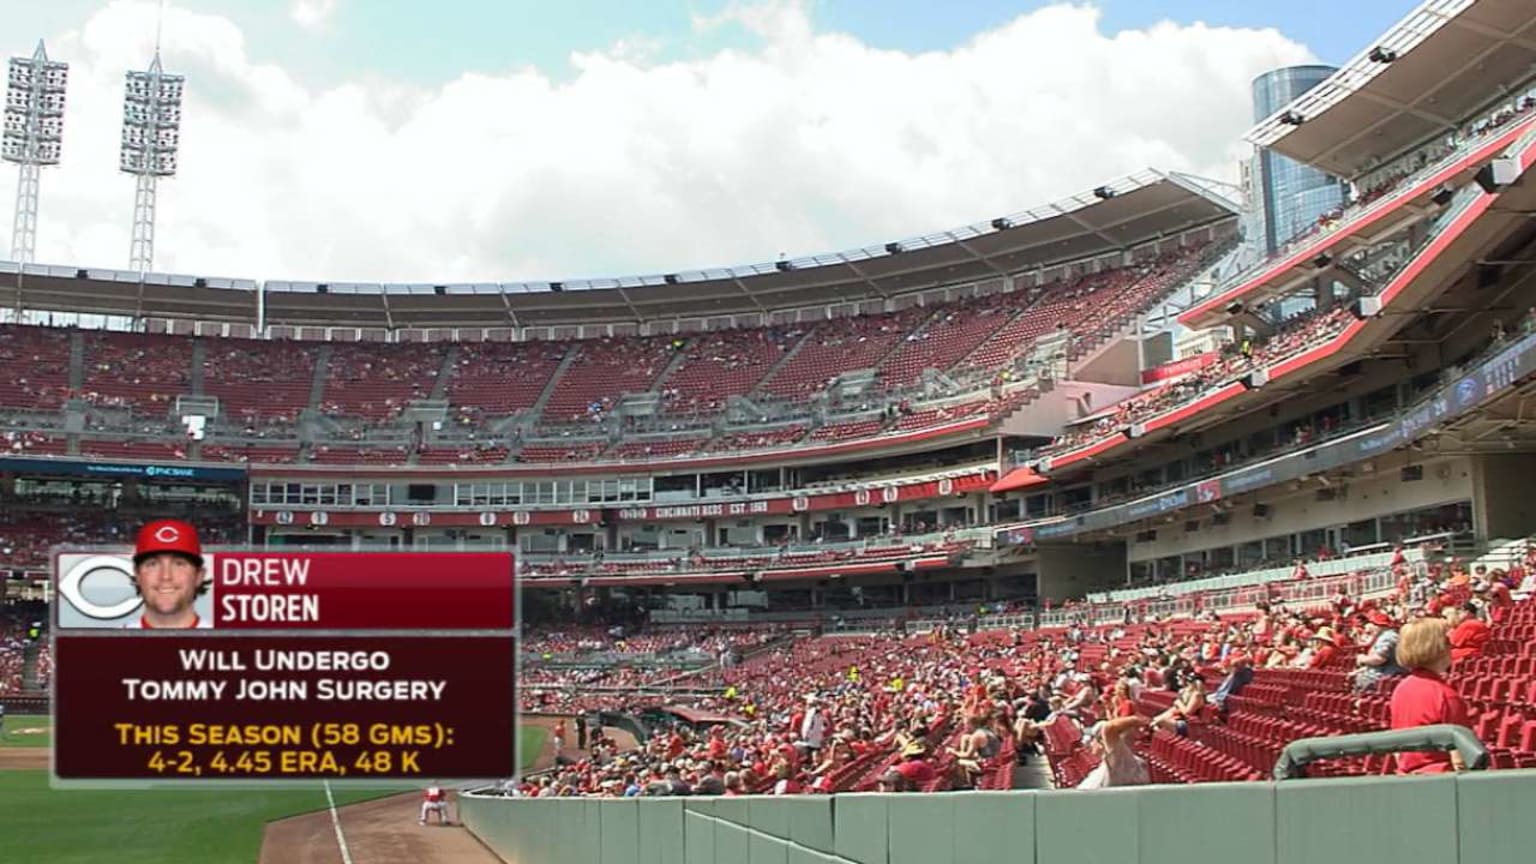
[460,770,1533,864]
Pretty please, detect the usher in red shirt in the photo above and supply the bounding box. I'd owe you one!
[1390,669,1470,774]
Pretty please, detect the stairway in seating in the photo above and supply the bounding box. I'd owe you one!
[650,341,691,393]
[20,641,40,689]
[305,344,332,414]
[526,344,579,426]
[189,339,207,395]
[746,327,816,399]
[428,345,460,401]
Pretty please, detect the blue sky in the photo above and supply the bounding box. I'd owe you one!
[0,0,1420,281]
[9,0,1413,87]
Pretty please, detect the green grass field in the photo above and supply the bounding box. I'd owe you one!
[520,724,548,771]
[1,713,52,747]
[0,770,397,864]
[0,719,540,861]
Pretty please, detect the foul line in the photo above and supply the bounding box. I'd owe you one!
[323,780,355,864]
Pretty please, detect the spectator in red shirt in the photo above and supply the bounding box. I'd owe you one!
[1444,603,1490,664]
[1390,618,1471,774]
[878,741,935,792]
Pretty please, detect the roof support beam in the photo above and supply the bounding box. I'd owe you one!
[729,276,772,315]
[833,256,890,301]
[1435,8,1536,53]
[1308,23,1524,172]
[1052,204,1125,252]
[947,235,1011,280]
[499,290,520,329]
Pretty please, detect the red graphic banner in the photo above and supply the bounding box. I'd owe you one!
[53,635,517,781]
[1141,352,1218,384]
[208,552,515,630]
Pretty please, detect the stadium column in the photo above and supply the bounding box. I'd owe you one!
[1470,453,1536,542]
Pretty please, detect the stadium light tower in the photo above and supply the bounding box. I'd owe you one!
[3,40,69,264]
[121,51,183,274]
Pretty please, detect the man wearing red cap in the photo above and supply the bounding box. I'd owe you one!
[127,520,212,629]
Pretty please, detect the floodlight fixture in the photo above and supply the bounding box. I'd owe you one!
[1368,47,1398,64]
[1092,186,1116,200]
[884,242,904,254]
[3,40,69,264]
[990,217,1013,231]
[1279,110,1306,126]
[121,52,184,274]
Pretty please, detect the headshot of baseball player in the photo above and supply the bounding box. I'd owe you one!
[128,519,213,629]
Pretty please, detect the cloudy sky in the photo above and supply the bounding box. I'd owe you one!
[0,0,1409,285]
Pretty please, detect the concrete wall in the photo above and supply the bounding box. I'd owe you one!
[1037,542,1127,602]
[1126,454,1474,563]
[998,381,1141,438]
[461,770,1534,864]
[1472,453,1536,542]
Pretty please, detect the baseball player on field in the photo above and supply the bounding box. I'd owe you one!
[420,783,450,825]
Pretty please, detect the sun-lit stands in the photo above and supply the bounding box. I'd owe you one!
[954,247,1211,379]
[1234,92,1536,295]
[893,399,991,432]
[760,308,930,399]
[607,437,708,461]
[0,507,246,577]
[515,441,608,463]
[319,342,445,421]
[200,443,301,464]
[415,444,509,465]
[701,425,807,452]
[307,444,410,465]
[522,538,971,581]
[809,417,884,442]
[79,332,192,415]
[876,301,1018,389]
[1044,306,1355,455]
[0,325,71,411]
[661,329,798,415]
[1,431,66,456]
[446,342,568,421]
[78,439,185,461]
[203,338,318,424]
[542,336,675,422]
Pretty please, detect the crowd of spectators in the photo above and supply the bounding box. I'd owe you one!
[1044,307,1354,456]
[498,541,1535,797]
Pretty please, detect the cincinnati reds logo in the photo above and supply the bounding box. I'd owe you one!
[512,511,531,526]
[311,511,328,526]
[379,512,397,527]
[412,512,432,526]
[572,509,591,524]
[882,487,899,504]
[792,496,809,512]
[153,525,180,543]
[57,554,143,620]
[938,479,954,496]
[480,512,496,527]
[854,490,871,506]
[275,511,294,525]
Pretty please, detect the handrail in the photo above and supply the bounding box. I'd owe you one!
[1273,724,1489,780]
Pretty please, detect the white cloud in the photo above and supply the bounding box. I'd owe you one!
[8,0,1314,285]
[289,0,337,31]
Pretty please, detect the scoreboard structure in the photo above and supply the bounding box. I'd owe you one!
[50,549,519,786]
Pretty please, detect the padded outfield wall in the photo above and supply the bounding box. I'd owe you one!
[460,770,1532,864]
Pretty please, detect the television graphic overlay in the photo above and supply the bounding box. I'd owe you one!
[52,549,519,786]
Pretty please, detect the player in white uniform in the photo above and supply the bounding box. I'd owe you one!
[123,519,214,629]
[420,783,450,825]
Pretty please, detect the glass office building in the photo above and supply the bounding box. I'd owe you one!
[1252,65,1349,256]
